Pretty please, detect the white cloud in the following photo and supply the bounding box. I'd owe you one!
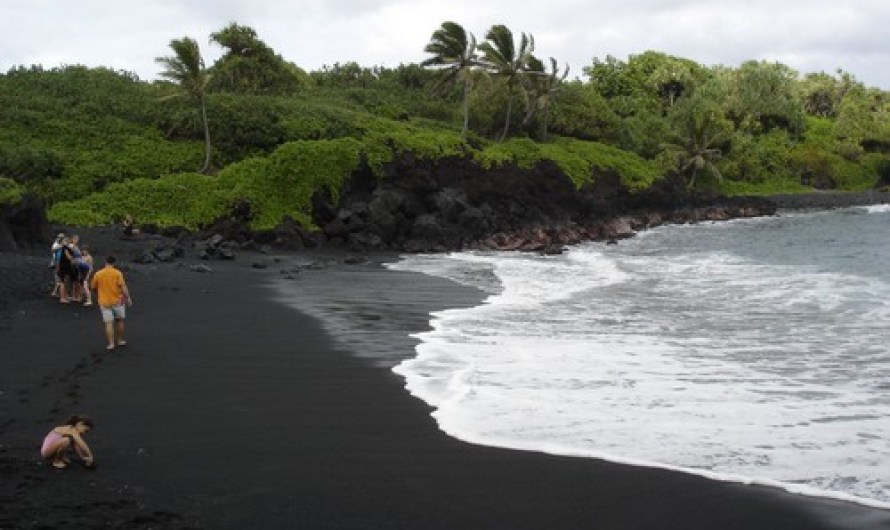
[1,0,888,88]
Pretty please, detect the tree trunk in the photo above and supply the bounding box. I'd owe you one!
[199,95,212,174]
[542,106,549,142]
[461,81,470,137]
[499,87,513,142]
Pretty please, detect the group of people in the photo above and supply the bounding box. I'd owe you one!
[50,233,93,306]
[50,231,133,350]
[43,231,136,469]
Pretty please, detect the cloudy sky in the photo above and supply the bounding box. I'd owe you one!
[2,0,888,89]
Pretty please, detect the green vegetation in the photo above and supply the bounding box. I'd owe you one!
[155,36,213,173]
[216,138,361,229]
[474,137,658,189]
[421,21,480,137]
[48,172,225,228]
[2,21,888,231]
[0,177,25,206]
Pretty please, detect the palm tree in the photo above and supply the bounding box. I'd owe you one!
[660,111,727,188]
[478,25,536,142]
[522,57,569,141]
[155,37,212,173]
[421,21,479,137]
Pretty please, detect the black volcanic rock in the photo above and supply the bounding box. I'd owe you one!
[0,194,48,251]
[302,153,777,253]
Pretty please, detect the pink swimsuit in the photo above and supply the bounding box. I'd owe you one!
[40,430,68,458]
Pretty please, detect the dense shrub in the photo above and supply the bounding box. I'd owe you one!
[721,130,795,183]
[356,117,467,174]
[46,133,204,202]
[217,138,363,228]
[48,172,226,228]
[0,145,64,184]
[547,83,622,143]
[0,177,25,206]
[475,137,659,190]
[0,66,204,203]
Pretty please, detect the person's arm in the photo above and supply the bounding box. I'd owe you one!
[89,273,98,291]
[121,279,132,305]
[70,431,94,465]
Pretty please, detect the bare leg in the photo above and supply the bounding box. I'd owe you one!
[104,321,115,350]
[115,319,126,346]
[45,438,71,468]
[82,281,92,305]
[59,281,69,303]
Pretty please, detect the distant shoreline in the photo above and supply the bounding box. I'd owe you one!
[768,189,890,209]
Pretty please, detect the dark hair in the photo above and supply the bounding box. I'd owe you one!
[105,255,116,264]
[64,415,94,429]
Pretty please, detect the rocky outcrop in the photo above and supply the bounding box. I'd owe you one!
[110,154,780,260]
[0,194,49,251]
[308,155,777,253]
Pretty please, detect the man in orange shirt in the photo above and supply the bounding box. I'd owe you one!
[89,255,133,351]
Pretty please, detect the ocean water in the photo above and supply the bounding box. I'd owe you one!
[387,205,890,507]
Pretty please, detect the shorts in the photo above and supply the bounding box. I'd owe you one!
[100,304,126,322]
[57,265,76,282]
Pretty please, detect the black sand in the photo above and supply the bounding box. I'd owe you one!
[2,230,889,529]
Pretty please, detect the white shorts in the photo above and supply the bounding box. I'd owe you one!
[100,304,126,323]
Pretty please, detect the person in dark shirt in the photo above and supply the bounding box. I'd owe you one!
[50,232,65,297]
[56,237,77,304]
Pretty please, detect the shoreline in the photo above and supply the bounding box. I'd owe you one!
[769,189,890,210]
[3,230,890,528]
[352,250,890,513]
[270,252,890,529]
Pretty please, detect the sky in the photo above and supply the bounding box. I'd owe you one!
[2,0,888,89]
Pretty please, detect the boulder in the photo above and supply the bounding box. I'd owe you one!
[271,217,315,250]
[323,218,350,239]
[434,188,469,222]
[153,247,179,262]
[368,190,403,241]
[411,214,443,242]
[602,218,636,239]
[348,232,384,251]
[190,264,213,273]
[205,234,224,249]
[134,250,156,264]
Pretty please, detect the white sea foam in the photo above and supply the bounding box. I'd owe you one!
[388,211,890,508]
[863,203,890,214]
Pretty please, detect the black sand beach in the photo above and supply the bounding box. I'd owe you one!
[3,229,890,529]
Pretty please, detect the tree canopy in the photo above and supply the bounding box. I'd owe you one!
[207,22,310,95]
